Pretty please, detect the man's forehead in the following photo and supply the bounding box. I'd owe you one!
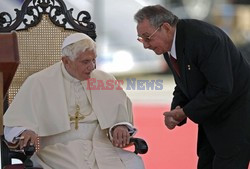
[137,20,153,36]
[77,50,96,59]
[137,19,151,28]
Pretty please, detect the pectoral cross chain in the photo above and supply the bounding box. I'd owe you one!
[69,104,84,129]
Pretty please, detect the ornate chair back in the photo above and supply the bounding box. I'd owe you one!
[0,0,96,104]
[0,0,96,168]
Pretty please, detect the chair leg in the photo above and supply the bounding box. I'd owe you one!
[1,137,11,168]
[3,164,25,169]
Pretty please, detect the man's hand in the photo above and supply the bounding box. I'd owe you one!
[17,130,39,151]
[111,125,130,148]
[163,114,179,129]
[163,106,186,130]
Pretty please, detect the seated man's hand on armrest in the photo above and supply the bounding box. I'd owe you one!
[111,125,130,148]
[17,130,39,151]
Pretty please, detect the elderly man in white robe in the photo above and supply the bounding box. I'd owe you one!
[3,33,145,169]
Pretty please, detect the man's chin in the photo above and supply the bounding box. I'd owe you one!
[154,50,163,55]
[86,74,93,79]
[151,48,163,55]
[83,76,90,81]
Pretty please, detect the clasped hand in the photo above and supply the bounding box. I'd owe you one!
[163,106,186,130]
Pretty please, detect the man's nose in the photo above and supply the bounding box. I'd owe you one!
[88,61,96,70]
[143,41,150,49]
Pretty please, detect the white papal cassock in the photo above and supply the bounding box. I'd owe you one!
[4,61,144,169]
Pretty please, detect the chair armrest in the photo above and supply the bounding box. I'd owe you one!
[129,137,148,154]
[3,139,36,156]
[2,138,36,168]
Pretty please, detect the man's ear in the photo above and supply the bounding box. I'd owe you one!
[162,22,172,33]
[62,56,69,65]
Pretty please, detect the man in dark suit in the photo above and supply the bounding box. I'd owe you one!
[134,4,250,169]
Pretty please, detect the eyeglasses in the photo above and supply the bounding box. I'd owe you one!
[137,26,161,43]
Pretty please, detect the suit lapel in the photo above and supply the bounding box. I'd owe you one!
[164,53,187,97]
[171,20,190,98]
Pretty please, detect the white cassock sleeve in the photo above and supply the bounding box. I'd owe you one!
[4,126,27,143]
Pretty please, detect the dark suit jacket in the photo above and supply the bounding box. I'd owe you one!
[164,19,250,157]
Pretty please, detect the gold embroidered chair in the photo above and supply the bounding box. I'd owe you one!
[0,0,147,168]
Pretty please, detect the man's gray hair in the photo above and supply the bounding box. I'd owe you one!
[62,38,96,61]
[134,5,178,28]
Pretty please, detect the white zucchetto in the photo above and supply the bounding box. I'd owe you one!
[62,33,93,49]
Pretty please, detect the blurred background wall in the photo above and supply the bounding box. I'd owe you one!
[1,0,250,75]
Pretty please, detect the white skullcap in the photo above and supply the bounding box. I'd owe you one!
[61,33,93,49]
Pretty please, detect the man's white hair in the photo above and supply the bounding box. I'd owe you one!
[61,33,96,60]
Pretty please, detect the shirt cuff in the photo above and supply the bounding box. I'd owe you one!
[4,126,27,143]
[109,122,137,141]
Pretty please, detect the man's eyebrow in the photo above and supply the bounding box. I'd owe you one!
[138,32,149,38]
[78,58,89,61]
[81,58,96,61]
